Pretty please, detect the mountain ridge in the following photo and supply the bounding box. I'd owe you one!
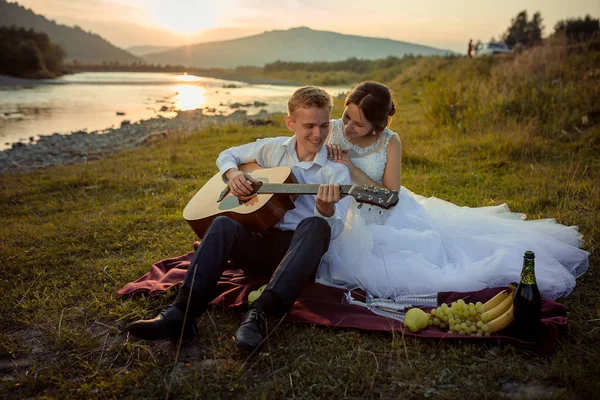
[143,26,454,68]
[0,0,141,64]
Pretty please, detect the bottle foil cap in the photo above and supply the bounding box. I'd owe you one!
[524,250,535,259]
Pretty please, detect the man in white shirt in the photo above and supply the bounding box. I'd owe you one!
[128,86,351,350]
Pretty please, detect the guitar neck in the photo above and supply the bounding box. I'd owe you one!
[256,183,355,195]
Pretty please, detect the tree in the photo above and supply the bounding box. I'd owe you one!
[503,10,544,49]
[0,26,65,78]
[555,14,600,42]
[528,12,544,45]
[44,43,65,73]
[18,39,44,73]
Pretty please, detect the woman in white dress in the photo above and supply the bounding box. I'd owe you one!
[316,81,589,301]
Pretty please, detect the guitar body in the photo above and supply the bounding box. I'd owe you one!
[183,163,298,238]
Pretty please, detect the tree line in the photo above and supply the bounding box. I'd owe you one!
[554,15,600,43]
[0,26,65,78]
[264,55,421,74]
[498,12,598,50]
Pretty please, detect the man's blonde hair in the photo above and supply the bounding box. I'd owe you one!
[287,86,333,119]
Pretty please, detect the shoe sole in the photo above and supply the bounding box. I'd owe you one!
[233,336,261,352]
[127,326,169,341]
[127,325,198,342]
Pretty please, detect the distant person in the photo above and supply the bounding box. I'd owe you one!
[317,80,589,301]
[468,39,474,57]
[126,86,351,350]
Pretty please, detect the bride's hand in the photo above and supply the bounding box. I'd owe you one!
[326,144,353,167]
[326,144,344,160]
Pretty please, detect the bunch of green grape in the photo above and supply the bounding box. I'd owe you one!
[428,299,491,336]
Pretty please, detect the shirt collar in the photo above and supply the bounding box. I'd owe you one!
[283,136,328,168]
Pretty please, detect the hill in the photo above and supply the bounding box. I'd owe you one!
[0,0,140,64]
[126,45,175,57]
[143,26,454,68]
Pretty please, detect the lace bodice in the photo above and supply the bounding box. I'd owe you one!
[328,119,397,184]
[327,119,399,224]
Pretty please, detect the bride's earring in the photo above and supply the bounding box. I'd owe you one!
[372,130,376,136]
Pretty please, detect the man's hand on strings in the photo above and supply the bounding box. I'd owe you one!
[316,183,341,218]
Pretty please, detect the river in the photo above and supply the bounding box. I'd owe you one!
[0,72,350,151]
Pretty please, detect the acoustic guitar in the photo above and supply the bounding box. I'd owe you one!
[183,163,399,238]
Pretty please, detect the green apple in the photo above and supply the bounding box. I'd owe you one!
[248,284,267,303]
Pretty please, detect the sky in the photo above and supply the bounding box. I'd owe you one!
[12,0,600,53]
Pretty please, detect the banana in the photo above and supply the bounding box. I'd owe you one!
[481,291,513,322]
[481,290,509,312]
[487,304,515,333]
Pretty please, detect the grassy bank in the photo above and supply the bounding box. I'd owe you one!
[1,38,599,398]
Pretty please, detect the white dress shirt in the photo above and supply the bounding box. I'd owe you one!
[216,136,351,239]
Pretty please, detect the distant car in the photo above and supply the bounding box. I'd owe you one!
[474,42,512,56]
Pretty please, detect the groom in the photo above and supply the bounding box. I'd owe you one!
[127,86,351,350]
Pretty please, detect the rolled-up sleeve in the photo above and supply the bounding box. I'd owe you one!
[314,166,351,240]
[216,138,280,181]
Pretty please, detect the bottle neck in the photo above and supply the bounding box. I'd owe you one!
[520,257,536,284]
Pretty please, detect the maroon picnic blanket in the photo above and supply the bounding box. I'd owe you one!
[117,242,568,354]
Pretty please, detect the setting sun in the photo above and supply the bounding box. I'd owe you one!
[145,1,225,34]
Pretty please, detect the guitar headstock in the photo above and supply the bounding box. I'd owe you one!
[348,185,399,209]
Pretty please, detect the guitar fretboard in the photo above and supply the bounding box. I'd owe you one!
[257,184,355,195]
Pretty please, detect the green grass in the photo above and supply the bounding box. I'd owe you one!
[1,39,599,399]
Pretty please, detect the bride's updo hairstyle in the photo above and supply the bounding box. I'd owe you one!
[345,81,396,133]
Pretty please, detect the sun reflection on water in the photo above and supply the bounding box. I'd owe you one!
[173,84,205,111]
[176,73,202,83]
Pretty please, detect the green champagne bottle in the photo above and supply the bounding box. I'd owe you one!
[513,251,542,342]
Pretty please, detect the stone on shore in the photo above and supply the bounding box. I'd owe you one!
[0,109,276,175]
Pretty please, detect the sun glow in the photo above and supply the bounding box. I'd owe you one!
[174,85,205,111]
[146,1,222,34]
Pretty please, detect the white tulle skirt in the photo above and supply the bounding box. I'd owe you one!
[316,187,589,301]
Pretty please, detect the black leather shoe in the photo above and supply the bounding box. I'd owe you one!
[234,307,267,351]
[127,305,197,341]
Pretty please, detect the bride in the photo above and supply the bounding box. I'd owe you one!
[316,81,589,301]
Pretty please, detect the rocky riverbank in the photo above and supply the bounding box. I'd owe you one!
[0,108,277,175]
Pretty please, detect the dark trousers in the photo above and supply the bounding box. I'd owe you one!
[179,215,331,315]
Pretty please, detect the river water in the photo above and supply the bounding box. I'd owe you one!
[0,72,349,151]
